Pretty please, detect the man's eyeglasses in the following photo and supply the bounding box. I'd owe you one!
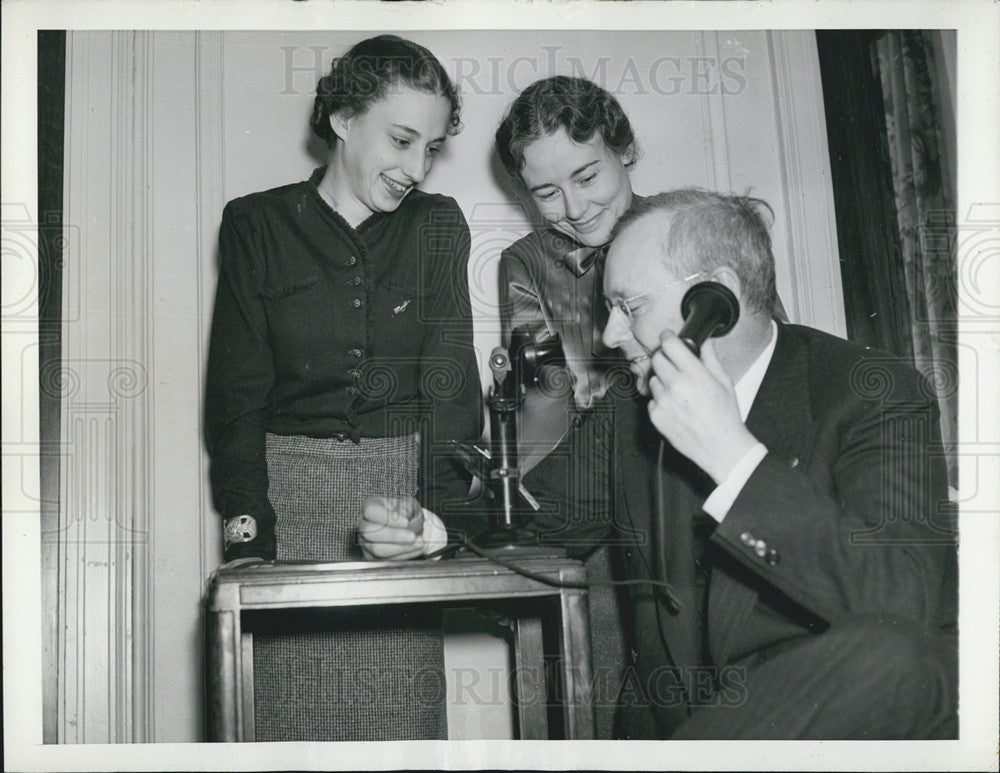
[604,271,704,325]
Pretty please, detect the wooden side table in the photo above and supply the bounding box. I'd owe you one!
[205,556,594,741]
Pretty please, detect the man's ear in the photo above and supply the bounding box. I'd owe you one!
[709,266,743,305]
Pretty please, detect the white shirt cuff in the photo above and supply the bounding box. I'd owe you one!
[702,443,769,522]
[421,508,448,557]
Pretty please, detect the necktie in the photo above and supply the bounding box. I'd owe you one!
[591,250,609,347]
[558,242,610,408]
[561,243,604,276]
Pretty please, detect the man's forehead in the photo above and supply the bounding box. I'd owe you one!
[606,212,674,289]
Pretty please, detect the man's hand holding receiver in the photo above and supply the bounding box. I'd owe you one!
[647,333,758,485]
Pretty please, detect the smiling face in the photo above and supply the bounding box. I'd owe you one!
[602,214,702,394]
[327,85,452,227]
[518,128,634,248]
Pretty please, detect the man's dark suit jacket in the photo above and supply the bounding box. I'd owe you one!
[522,321,958,735]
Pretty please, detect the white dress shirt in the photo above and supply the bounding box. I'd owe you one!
[701,320,778,521]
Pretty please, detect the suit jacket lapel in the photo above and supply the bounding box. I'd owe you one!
[743,322,814,462]
[708,322,816,668]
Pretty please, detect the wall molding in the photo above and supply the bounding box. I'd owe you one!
[195,31,227,586]
[58,30,154,744]
[767,31,846,336]
[698,31,734,193]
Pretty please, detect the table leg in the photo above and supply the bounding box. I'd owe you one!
[206,608,242,741]
[560,589,595,739]
[512,616,548,739]
[240,632,256,741]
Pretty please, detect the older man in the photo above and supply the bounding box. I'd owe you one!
[361,189,957,739]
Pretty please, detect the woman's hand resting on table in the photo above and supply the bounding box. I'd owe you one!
[358,495,447,560]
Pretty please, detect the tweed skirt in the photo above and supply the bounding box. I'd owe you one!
[251,432,447,741]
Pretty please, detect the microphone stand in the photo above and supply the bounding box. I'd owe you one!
[450,332,566,553]
[475,378,541,548]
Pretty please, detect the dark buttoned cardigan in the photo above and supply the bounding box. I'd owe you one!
[206,168,482,560]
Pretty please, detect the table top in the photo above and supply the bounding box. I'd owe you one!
[206,553,588,611]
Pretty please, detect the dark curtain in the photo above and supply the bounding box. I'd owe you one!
[816,31,915,360]
[871,31,958,487]
[818,30,957,489]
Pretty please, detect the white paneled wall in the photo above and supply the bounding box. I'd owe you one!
[57,29,841,742]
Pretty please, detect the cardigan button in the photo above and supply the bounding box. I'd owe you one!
[347,255,357,266]
[349,348,364,359]
[348,276,362,286]
[350,298,363,308]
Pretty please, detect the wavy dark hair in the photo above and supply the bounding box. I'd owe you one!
[310,35,462,148]
[613,188,778,314]
[494,75,638,181]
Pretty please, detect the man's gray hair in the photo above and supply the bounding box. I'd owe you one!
[612,188,779,315]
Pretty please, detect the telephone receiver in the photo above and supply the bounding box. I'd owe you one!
[677,281,740,356]
[508,328,565,388]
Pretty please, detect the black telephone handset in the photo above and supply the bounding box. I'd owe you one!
[677,281,740,356]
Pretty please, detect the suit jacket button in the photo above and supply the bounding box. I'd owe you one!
[740,531,755,546]
[754,540,768,558]
[790,457,800,468]
[765,547,780,566]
